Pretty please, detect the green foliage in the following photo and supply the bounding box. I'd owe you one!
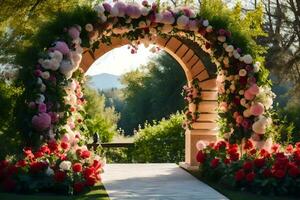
[132,113,185,163]
[279,104,300,143]
[200,0,267,59]
[84,84,119,143]
[119,52,186,134]
[0,0,97,64]
[0,81,23,159]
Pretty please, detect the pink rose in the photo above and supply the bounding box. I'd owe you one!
[236,115,244,124]
[50,41,70,55]
[244,89,254,100]
[32,113,51,131]
[250,103,265,116]
[68,27,80,39]
[248,84,259,95]
[38,103,47,113]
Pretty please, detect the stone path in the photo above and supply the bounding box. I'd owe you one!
[102,164,228,200]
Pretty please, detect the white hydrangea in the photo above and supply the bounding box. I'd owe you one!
[242,54,253,64]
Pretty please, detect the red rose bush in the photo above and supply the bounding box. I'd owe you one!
[197,140,300,196]
[0,140,104,195]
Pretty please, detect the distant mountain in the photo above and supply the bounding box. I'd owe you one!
[88,73,123,90]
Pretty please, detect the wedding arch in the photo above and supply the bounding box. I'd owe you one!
[4,0,274,194]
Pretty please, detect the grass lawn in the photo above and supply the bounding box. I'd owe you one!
[188,170,298,200]
[0,184,109,200]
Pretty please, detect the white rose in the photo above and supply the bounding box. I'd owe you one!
[233,50,240,59]
[40,83,46,92]
[35,94,45,103]
[60,60,74,76]
[85,24,94,32]
[239,90,244,95]
[225,45,234,53]
[242,54,253,64]
[141,7,150,16]
[94,4,105,14]
[239,69,247,77]
[177,15,189,28]
[217,36,226,42]
[253,61,260,72]
[59,161,72,171]
[41,71,50,80]
[202,20,209,27]
[206,25,213,32]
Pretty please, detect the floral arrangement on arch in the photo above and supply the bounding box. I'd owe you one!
[196,140,300,196]
[89,0,275,143]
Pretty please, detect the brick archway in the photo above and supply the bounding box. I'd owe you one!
[80,36,218,168]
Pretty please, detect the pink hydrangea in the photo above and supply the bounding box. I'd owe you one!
[162,11,175,25]
[68,26,80,39]
[50,41,70,55]
[250,103,265,116]
[126,4,141,19]
[32,113,51,131]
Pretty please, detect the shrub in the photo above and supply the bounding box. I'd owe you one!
[197,140,300,196]
[132,113,185,163]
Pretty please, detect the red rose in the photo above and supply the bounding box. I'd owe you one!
[273,169,285,179]
[224,158,230,165]
[74,182,85,193]
[210,158,220,168]
[229,152,239,161]
[288,167,300,178]
[296,142,300,150]
[196,151,206,163]
[81,150,91,159]
[0,160,9,168]
[244,140,253,150]
[254,158,265,168]
[54,170,66,182]
[215,141,227,150]
[235,169,245,181]
[249,149,257,155]
[243,161,253,171]
[286,144,294,154]
[83,167,94,179]
[60,142,69,150]
[260,149,270,158]
[30,161,48,174]
[39,145,50,154]
[85,176,97,186]
[72,163,82,173]
[48,140,58,152]
[271,144,280,153]
[34,151,44,158]
[263,168,272,177]
[246,172,256,182]
[16,160,27,168]
[93,160,102,169]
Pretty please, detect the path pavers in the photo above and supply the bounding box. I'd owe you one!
[102,163,228,200]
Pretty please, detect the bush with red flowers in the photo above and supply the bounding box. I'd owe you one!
[0,140,104,195]
[197,140,300,196]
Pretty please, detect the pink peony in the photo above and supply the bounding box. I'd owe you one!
[126,5,141,19]
[250,103,265,116]
[68,27,80,39]
[38,103,47,113]
[102,3,112,12]
[248,84,259,95]
[32,113,51,131]
[50,41,70,55]
[244,89,254,100]
[162,11,175,25]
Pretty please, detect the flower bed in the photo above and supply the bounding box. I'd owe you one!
[197,140,300,196]
[0,141,103,195]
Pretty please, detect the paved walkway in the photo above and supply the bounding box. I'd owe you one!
[102,164,228,200]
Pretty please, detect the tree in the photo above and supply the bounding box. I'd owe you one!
[0,0,96,64]
[84,82,120,143]
[119,52,187,134]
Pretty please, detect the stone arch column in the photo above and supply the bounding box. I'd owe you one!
[80,36,218,168]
